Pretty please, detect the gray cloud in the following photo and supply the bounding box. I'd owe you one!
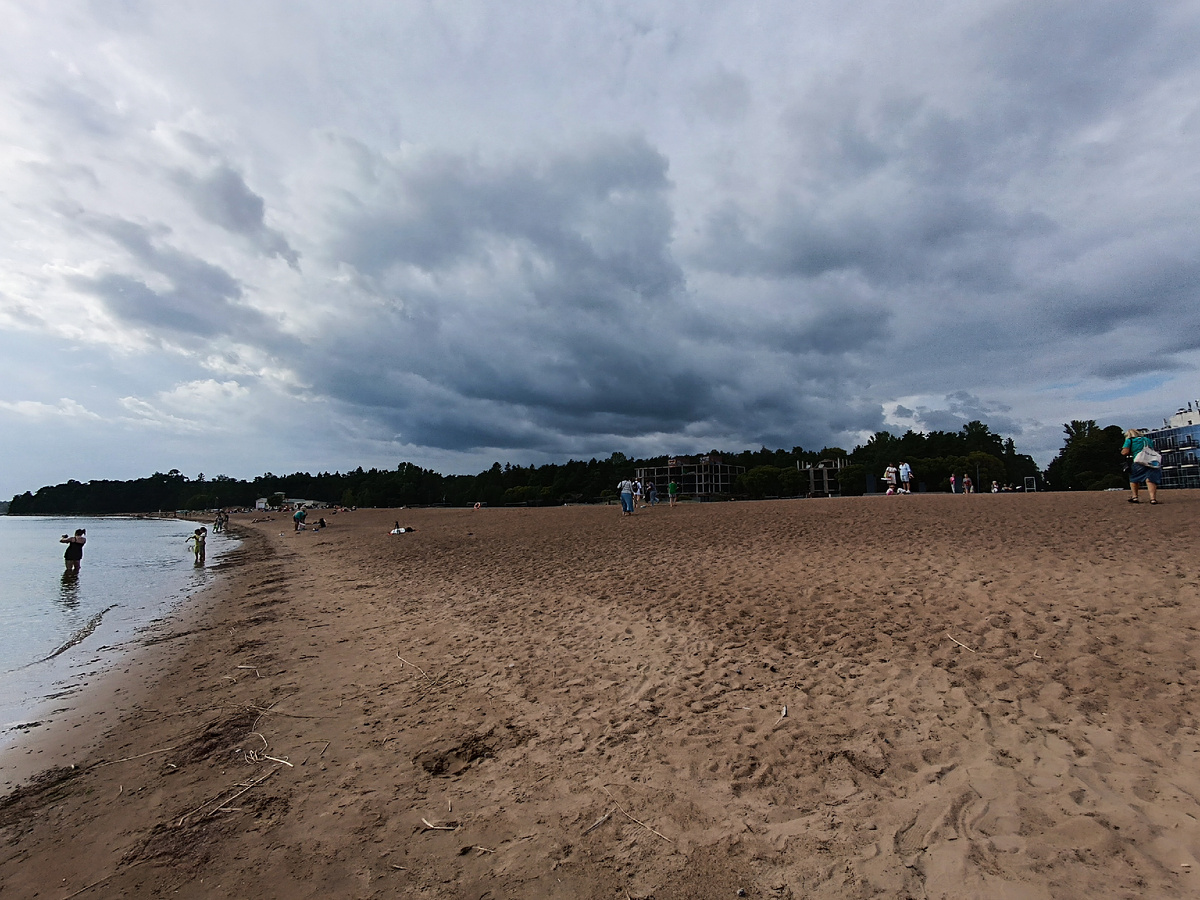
[71,216,272,341]
[327,136,680,302]
[690,67,751,124]
[172,165,300,268]
[910,391,1022,436]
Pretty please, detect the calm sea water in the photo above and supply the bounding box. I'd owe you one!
[0,515,237,743]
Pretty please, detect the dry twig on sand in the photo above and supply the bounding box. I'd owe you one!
[244,703,318,719]
[299,739,331,765]
[177,765,281,827]
[396,653,433,682]
[583,809,614,835]
[946,632,977,653]
[420,817,459,831]
[91,745,180,768]
[601,786,673,844]
[59,861,148,900]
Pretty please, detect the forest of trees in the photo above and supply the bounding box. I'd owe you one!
[5,417,1114,515]
[772,420,1041,497]
[1041,420,1128,491]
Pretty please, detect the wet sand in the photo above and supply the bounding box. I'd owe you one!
[2,493,1199,899]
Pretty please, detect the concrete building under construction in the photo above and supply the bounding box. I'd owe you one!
[635,456,744,498]
[635,456,845,498]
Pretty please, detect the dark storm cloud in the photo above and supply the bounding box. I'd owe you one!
[693,116,1047,290]
[290,128,915,459]
[72,216,272,340]
[1051,255,1200,339]
[172,165,300,268]
[1093,356,1187,380]
[328,136,681,302]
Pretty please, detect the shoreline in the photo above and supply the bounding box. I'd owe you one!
[2,496,1200,898]
[0,523,257,790]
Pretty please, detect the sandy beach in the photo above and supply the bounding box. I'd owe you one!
[2,492,1199,898]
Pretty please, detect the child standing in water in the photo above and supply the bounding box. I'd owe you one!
[186,527,207,565]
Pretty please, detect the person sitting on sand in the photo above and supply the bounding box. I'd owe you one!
[186,527,206,564]
[60,528,86,574]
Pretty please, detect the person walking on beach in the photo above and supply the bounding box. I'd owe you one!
[60,528,86,575]
[668,479,678,506]
[963,474,973,494]
[1122,428,1161,504]
[633,479,644,509]
[186,527,207,564]
[618,478,634,516]
[949,474,956,494]
[899,461,913,494]
[648,482,659,505]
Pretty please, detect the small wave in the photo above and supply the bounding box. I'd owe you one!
[40,605,118,662]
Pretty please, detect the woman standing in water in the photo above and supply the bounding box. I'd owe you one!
[60,528,86,574]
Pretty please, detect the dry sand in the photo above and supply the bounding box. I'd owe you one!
[2,492,1199,899]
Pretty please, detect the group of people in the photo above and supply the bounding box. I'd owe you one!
[211,509,229,533]
[884,465,1010,494]
[881,462,914,494]
[948,473,974,494]
[291,507,328,530]
[616,478,679,515]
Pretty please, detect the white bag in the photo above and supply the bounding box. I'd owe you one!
[1133,444,1162,468]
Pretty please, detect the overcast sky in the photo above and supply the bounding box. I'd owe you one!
[3,1,1199,497]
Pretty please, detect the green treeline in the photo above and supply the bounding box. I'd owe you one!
[760,420,1041,497]
[9,449,832,514]
[6,417,1116,514]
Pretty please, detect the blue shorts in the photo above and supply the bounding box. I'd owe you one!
[1130,463,1162,485]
